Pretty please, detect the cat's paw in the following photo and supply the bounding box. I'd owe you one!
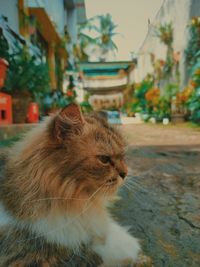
[93,223,141,267]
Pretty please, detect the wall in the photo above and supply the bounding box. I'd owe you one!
[0,0,19,34]
[28,0,67,36]
[130,0,200,88]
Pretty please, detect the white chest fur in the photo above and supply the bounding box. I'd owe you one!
[31,211,108,249]
[0,201,108,249]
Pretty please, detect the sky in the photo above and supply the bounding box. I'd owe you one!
[85,0,163,61]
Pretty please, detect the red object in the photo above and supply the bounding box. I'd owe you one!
[0,92,12,124]
[0,58,9,88]
[27,102,39,123]
[66,90,73,97]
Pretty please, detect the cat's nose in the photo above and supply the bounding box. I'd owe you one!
[119,171,127,180]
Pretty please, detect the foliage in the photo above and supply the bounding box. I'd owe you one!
[155,22,175,79]
[185,17,200,71]
[75,30,95,62]
[79,92,93,114]
[184,16,200,125]
[131,75,154,114]
[80,101,93,114]
[42,90,70,114]
[146,84,179,120]
[77,14,118,61]
[0,32,9,61]
[150,53,165,81]
[155,22,173,46]
[130,19,199,124]
[5,43,50,94]
[129,79,180,121]
[155,96,171,120]
[93,14,118,58]
[145,87,160,108]
[163,83,179,100]
[186,59,200,123]
[176,87,193,106]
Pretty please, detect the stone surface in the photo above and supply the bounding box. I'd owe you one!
[111,124,200,267]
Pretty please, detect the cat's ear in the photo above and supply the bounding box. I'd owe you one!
[59,103,85,124]
[53,103,85,142]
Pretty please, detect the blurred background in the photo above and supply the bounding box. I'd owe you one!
[0,0,199,133]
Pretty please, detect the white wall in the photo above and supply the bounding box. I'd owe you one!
[130,0,200,88]
[83,76,127,89]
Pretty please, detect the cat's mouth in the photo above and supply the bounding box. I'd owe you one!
[105,178,117,186]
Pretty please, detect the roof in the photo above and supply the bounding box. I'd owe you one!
[79,61,134,77]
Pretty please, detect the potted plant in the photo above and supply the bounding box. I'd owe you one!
[0,31,9,88]
[5,44,50,123]
[0,58,9,88]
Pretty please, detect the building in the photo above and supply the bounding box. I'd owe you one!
[0,0,86,90]
[79,61,135,110]
[130,0,200,89]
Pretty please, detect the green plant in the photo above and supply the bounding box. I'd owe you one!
[185,17,200,71]
[93,14,118,61]
[80,101,93,114]
[131,75,154,114]
[155,22,173,46]
[163,83,179,100]
[155,22,174,78]
[153,96,171,121]
[76,28,96,62]
[186,59,200,123]
[0,31,9,61]
[77,14,118,62]
[5,43,50,95]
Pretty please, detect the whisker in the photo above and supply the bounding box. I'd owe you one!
[124,181,144,190]
[29,197,88,202]
[125,179,149,190]
[16,183,105,244]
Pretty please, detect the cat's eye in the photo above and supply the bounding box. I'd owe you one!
[97,155,111,164]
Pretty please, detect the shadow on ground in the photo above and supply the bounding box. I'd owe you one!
[112,145,200,267]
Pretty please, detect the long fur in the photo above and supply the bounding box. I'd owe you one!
[0,105,141,266]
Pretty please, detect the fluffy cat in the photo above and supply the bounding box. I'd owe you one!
[0,103,141,267]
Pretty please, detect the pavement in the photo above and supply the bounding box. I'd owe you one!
[111,124,200,267]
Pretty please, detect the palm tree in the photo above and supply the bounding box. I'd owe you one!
[94,14,118,61]
[77,14,118,62]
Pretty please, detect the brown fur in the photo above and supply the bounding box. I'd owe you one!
[0,104,127,266]
[0,226,101,267]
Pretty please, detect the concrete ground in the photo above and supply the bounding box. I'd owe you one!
[112,123,200,267]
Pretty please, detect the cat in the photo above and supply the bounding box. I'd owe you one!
[0,103,141,267]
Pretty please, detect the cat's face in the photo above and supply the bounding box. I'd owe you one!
[49,104,127,201]
[2,104,127,219]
